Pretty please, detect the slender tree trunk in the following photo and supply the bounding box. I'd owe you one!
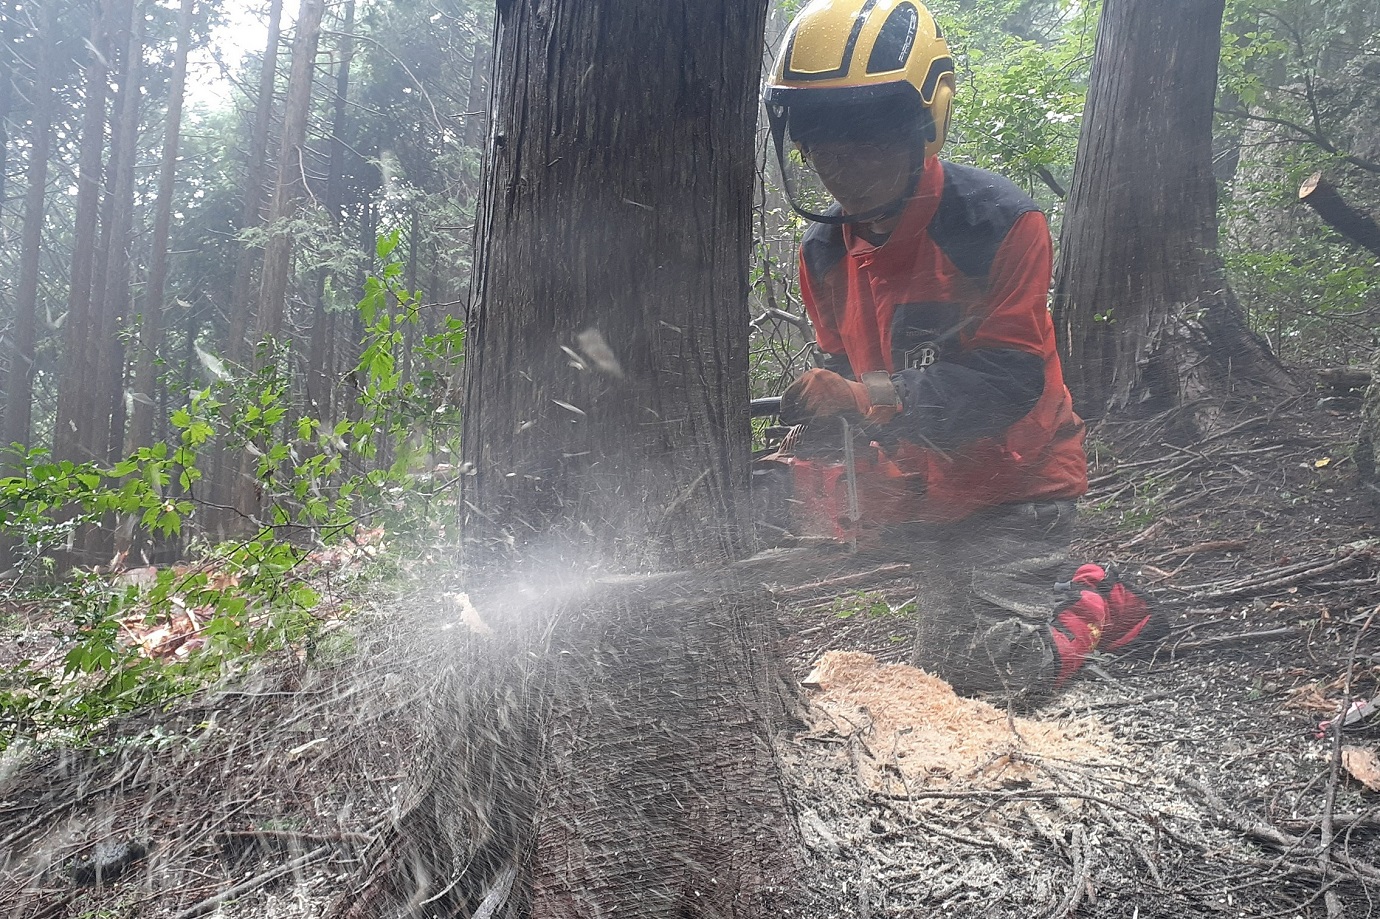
[0,0,14,337]
[235,0,323,524]
[53,0,114,464]
[3,0,54,458]
[402,207,418,392]
[129,0,195,455]
[0,0,56,571]
[307,0,354,423]
[212,0,283,535]
[1051,0,1293,428]
[462,30,491,152]
[79,0,143,563]
[98,0,144,452]
[226,0,283,367]
[254,0,325,346]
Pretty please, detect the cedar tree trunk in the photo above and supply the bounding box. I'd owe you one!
[254,0,324,347]
[461,3,759,570]
[128,0,195,455]
[53,0,113,465]
[353,3,804,918]
[3,0,54,459]
[1052,0,1294,427]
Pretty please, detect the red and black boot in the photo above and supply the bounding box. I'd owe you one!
[1050,587,1107,689]
[1050,563,1164,689]
[1069,563,1163,650]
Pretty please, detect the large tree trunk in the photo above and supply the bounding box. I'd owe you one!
[1051,0,1294,427]
[461,5,757,569]
[354,2,802,917]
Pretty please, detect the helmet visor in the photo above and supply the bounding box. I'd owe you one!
[766,91,930,225]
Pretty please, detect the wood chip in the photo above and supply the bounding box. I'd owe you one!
[1342,746,1380,792]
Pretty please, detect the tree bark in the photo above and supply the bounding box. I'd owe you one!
[1298,172,1380,256]
[53,0,114,464]
[461,3,758,571]
[254,0,325,347]
[225,0,284,367]
[3,0,54,459]
[128,0,194,457]
[351,3,804,917]
[1051,0,1295,427]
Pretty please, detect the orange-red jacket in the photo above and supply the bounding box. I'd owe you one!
[798,158,1087,523]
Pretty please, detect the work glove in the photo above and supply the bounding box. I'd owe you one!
[779,369,901,426]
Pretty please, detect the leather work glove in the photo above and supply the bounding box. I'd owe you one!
[780,368,901,426]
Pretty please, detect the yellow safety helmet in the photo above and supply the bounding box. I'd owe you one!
[764,0,956,223]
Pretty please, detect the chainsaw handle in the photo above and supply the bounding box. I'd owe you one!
[750,397,783,419]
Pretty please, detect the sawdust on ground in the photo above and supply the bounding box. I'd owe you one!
[803,650,1119,793]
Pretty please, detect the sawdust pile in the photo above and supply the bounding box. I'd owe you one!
[803,650,1120,793]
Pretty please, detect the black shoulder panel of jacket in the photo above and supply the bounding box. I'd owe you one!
[801,207,848,284]
[929,161,1040,279]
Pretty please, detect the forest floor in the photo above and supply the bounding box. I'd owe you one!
[2,392,1379,918]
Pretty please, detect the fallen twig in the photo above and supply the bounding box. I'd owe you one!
[1178,546,1371,600]
[1153,539,1249,560]
[1048,824,1092,919]
[172,844,332,919]
[769,563,911,598]
[1166,627,1300,652]
[1318,606,1377,917]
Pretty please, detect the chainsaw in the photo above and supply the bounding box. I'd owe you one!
[750,397,927,548]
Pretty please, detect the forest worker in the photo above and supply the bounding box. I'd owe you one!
[763,0,1162,697]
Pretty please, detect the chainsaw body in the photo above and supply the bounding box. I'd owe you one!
[751,400,927,546]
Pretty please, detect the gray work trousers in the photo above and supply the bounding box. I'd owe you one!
[905,500,1077,699]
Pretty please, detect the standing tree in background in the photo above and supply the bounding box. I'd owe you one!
[1052,0,1295,427]
[349,2,803,916]
[254,0,325,347]
[3,0,55,460]
[225,0,283,368]
[53,0,114,468]
[127,0,196,459]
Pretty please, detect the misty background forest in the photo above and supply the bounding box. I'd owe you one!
[3,0,1380,916]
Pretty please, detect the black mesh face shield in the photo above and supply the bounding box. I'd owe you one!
[764,87,932,225]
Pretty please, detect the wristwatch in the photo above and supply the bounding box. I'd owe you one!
[861,371,902,413]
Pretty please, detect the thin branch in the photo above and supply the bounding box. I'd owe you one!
[323,30,445,134]
[1216,106,1380,175]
